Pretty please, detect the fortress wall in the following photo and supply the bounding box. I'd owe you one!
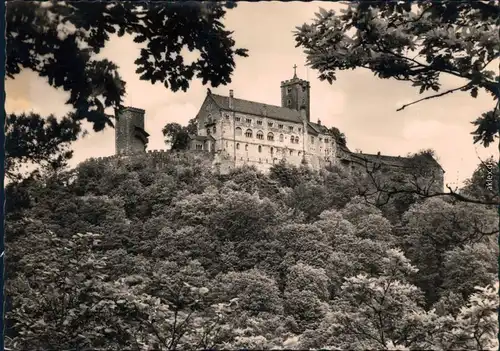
[86,150,442,191]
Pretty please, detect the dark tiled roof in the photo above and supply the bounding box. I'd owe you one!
[135,126,150,138]
[349,152,443,170]
[308,121,330,134]
[210,94,303,124]
[337,144,351,155]
[190,135,215,142]
[307,124,318,136]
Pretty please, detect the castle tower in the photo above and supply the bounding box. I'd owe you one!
[280,64,311,121]
[115,106,150,155]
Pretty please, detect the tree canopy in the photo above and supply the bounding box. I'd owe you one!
[5,152,498,349]
[295,1,499,147]
[5,113,83,180]
[162,118,198,151]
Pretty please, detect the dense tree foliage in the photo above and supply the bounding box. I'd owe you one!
[295,2,499,147]
[6,1,246,178]
[327,127,347,147]
[162,118,198,151]
[5,113,83,180]
[5,152,498,350]
[461,156,499,203]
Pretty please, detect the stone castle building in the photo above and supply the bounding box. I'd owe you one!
[112,69,444,191]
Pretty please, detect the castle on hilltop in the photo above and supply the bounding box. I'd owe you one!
[112,68,444,191]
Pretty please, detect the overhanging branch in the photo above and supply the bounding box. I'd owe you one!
[396,83,471,111]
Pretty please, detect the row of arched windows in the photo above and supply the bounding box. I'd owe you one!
[235,143,302,156]
[235,127,299,144]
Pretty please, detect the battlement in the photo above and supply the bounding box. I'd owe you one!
[121,106,146,114]
[86,149,217,172]
[281,78,310,86]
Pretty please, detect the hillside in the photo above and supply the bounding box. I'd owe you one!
[5,152,498,350]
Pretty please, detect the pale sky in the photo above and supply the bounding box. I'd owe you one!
[6,2,498,187]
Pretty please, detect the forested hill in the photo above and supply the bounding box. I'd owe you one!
[5,152,499,350]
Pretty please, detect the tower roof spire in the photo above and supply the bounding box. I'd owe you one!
[293,64,297,78]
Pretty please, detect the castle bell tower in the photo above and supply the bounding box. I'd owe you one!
[115,106,150,155]
[280,64,311,121]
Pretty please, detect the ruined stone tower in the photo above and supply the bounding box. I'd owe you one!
[280,65,311,121]
[115,107,150,155]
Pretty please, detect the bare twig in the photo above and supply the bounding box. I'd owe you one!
[357,158,499,208]
[397,83,471,111]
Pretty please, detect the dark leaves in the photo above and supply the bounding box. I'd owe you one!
[471,86,479,98]
[294,1,499,146]
[5,113,82,180]
[7,1,247,128]
[162,119,198,150]
[471,109,500,147]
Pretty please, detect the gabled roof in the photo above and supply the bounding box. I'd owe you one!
[308,121,330,135]
[307,124,318,136]
[189,135,216,142]
[209,94,303,124]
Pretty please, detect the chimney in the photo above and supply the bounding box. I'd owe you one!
[377,151,381,156]
[317,119,321,126]
[229,89,234,110]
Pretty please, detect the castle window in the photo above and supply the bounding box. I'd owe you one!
[206,128,211,135]
[258,145,262,153]
[279,134,284,142]
[319,137,323,142]
[257,120,263,125]
[256,130,264,140]
[235,116,241,122]
[296,136,300,144]
[290,150,293,156]
[325,138,329,143]
[301,85,307,92]
[213,126,216,133]
[268,122,274,128]
[289,126,294,132]
[298,128,302,133]
[245,118,252,124]
[235,127,242,136]
[271,147,274,155]
[245,144,248,151]
[196,144,203,150]
[287,99,291,106]
[245,129,253,138]
[236,143,240,150]
[278,124,284,129]
[298,151,302,156]
[267,132,274,141]
[311,136,315,143]
[290,136,295,143]
[287,87,292,93]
